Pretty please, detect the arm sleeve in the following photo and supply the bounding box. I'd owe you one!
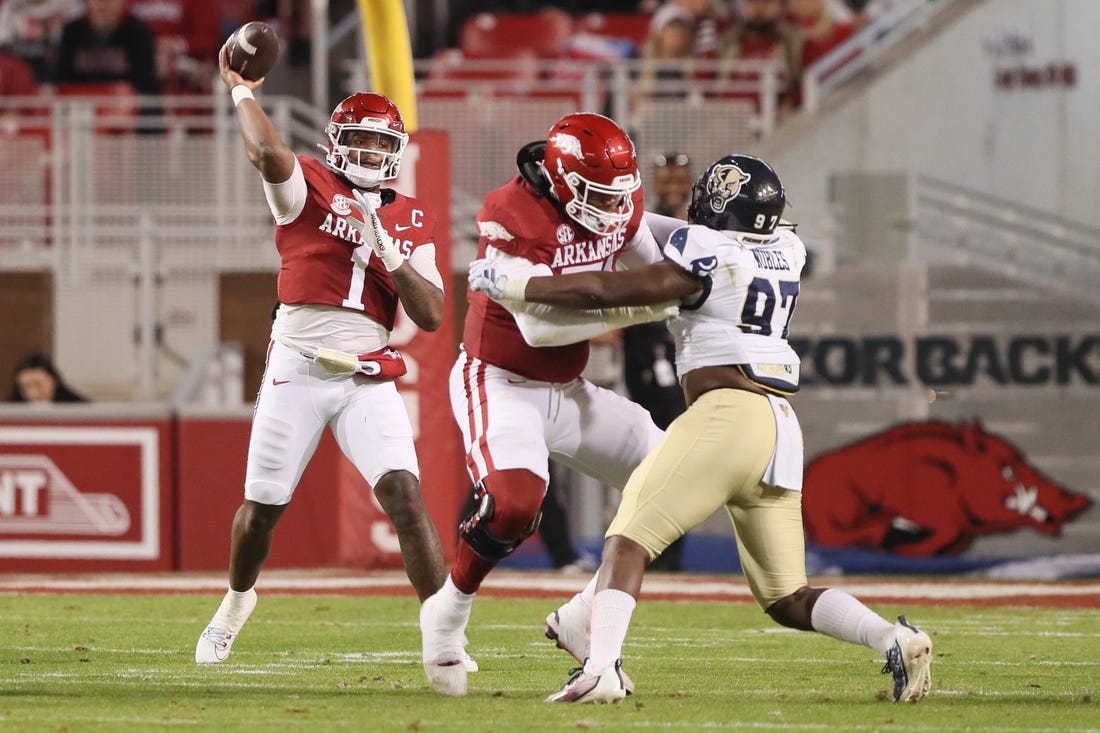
[507,300,679,347]
[645,211,689,247]
[408,243,445,291]
[484,244,553,279]
[483,245,678,345]
[262,157,307,225]
[616,214,663,271]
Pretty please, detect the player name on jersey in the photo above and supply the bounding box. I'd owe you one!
[751,249,792,271]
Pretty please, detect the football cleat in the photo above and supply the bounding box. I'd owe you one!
[545,606,634,694]
[882,615,933,702]
[460,649,479,673]
[195,625,237,664]
[195,588,257,664]
[420,589,470,696]
[545,659,628,704]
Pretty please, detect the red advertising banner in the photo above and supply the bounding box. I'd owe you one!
[0,411,175,571]
[175,411,344,570]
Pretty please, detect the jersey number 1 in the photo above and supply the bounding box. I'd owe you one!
[341,243,373,310]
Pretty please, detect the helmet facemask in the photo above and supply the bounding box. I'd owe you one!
[555,160,640,235]
[326,122,408,188]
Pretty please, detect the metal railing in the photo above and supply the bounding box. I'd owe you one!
[801,0,958,112]
[911,175,1100,304]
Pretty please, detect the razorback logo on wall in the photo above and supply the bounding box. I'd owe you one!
[802,421,1092,556]
[0,426,160,560]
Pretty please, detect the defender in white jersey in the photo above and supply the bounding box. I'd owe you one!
[470,155,933,705]
[195,44,449,676]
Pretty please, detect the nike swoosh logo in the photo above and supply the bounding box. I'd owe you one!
[394,223,412,231]
[213,639,232,661]
[272,378,291,386]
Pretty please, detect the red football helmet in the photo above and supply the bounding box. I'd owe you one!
[324,92,409,187]
[542,112,641,235]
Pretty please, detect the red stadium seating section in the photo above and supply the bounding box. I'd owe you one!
[422,11,652,101]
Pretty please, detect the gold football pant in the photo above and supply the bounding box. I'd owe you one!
[607,388,807,608]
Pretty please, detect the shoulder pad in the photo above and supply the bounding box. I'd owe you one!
[663,225,724,279]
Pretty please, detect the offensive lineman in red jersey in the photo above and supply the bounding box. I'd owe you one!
[195,44,450,678]
[418,113,679,696]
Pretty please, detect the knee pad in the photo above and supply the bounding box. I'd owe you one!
[459,477,544,562]
[245,479,292,506]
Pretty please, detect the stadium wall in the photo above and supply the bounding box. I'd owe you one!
[762,0,1097,249]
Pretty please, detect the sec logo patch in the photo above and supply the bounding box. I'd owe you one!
[556,224,574,244]
[331,194,353,216]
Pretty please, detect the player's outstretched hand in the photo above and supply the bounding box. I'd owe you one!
[346,189,404,272]
[218,44,262,93]
[468,258,509,299]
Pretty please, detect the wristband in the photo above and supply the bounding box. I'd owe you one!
[499,276,529,301]
[231,85,255,107]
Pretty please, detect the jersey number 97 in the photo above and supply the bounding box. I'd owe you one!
[739,277,799,338]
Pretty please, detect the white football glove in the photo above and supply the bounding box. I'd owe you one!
[468,258,528,301]
[346,189,404,272]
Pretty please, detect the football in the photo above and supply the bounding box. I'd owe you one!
[225,22,280,81]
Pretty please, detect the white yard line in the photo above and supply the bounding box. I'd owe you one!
[0,569,1096,600]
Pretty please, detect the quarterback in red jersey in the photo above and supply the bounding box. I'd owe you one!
[195,44,449,680]
[418,112,677,696]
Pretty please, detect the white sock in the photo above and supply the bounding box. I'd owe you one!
[810,588,895,654]
[585,588,636,675]
[558,571,599,620]
[212,586,257,634]
[577,571,600,605]
[443,575,475,610]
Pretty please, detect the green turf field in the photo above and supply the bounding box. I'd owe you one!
[1,593,1096,732]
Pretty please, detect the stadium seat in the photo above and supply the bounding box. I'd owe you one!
[459,11,572,59]
[573,12,652,54]
[53,82,139,133]
[422,47,541,99]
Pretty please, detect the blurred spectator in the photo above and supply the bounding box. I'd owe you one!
[0,49,39,134]
[9,353,90,402]
[649,150,693,219]
[788,0,853,67]
[127,0,220,92]
[0,0,83,82]
[845,0,905,30]
[55,0,160,93]
[273,0,312,68]
[716,0,803,114]
[217,0,259,42]
[0,47,39,96]
[468,1,646,14]
[636,0,725,99]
